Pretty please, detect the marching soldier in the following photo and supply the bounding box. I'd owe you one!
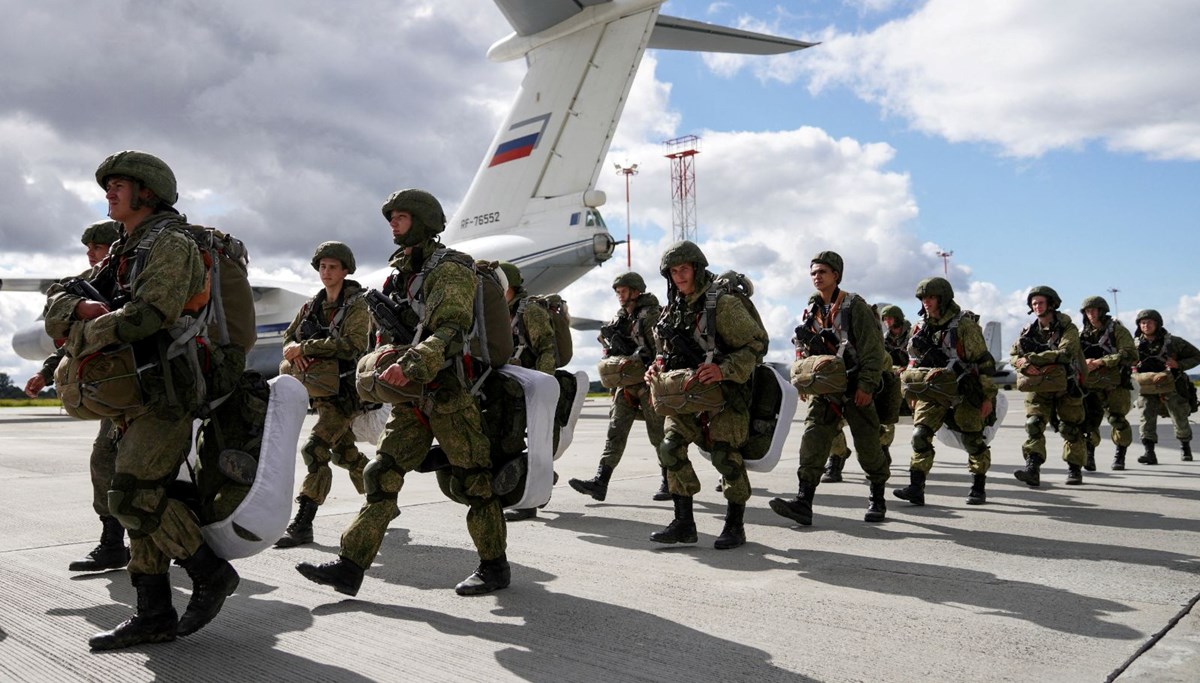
[297,189,511,597]
[570,272,667,502]
[1078,296,1137,470]
[1132,309,1199,464]
[275,241,370,547]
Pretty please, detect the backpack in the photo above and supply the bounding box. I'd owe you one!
[524,294,574,367]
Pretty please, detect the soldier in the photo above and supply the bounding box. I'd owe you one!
[645,241,768,550]
[1010,286,1088,486]
[297,189,510,597]
[44,151,239,649]
[771,252,890,526]
[569,272,667,501]
[24,220,128,572]
[893,278,996,506]
[275,241,371,547]
[499,261,559,521]
[1078,296,1137,470]
[1132,309,1199,464]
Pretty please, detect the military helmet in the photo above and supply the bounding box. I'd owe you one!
[498,262,522,289]
[879,304,906,324]
[80,220,121,246]
[810,251,844,283]
[1079,295,1110,315]
[311,241,356,274]
[1135,309,1163,328]
[612,272,647,293]
[1026,285,1062,312]
[381,189,446,247]
[659,240,709,278]
[914,277,954,304]
[95,151,178,206]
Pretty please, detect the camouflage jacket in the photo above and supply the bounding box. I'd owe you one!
[909,302,993,375]
[656,276,767,386]
[1011,311,1084,373]
[1136,328,1200,373]
[384,241,475,385]
[801,289,886,394]
[600,292,662,366]
[884,320,912,368]
[44,212,206,359]
[510,293,556,374]
[284,280,370,363]
[1080,317,1137,370]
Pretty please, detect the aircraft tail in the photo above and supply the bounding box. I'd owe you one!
[984,321,1004,363]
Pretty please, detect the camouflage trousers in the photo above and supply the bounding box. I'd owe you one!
[659,407,751,504]
[1139,391,1193,443]
[298,399,367,505]
[797,397,890,485]
[110,408,204,575]
[1083,387,1133,448]
[1022,391,1086,467]
[89,418,119,517]
[600,385,665,470]
[340,386,505,569]
[828,419,895,460]
[910,399,990,474]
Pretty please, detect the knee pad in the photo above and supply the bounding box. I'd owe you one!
[708,443,742,482]
[331,444,363,468]
[106,473,168,534]
[363,453,405,499]
[300,436,332,472]
[1060,421,1083,443]
[657,432,689,471]
[912,424,936,454]
[1111,414,1130,433]
[962,431,988,456]
[1025,415,1045,439]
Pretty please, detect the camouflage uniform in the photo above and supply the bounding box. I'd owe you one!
[510,294,557,373]
[880,312,913,451]
[894,279,995,506]
[1133,310,1199,463]
[1078,297,1137,469]
[598,291,665,470]
[1011,287,1088,485]
[285,279,370,505]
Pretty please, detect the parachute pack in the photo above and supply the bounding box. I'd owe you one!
[406,249,513,370]
[518,294,574,367]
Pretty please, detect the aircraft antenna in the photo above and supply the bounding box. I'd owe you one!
[663,135,701,243]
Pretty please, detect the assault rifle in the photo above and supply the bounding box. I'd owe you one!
[792,325,841,359]
[909,331,951,368]
[364,289,416,346]
[599,320,638,358]
[297,317,328,342]
[655,319,706,371]
[62,276,128,312]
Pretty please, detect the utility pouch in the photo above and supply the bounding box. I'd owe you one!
[55,345,145,419]
[790,355,847,395]
[649,368,725,417]
[598,355,647,389]
[355,344,424,405]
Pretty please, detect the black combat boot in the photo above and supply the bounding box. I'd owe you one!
[455,555,511,596]
[1014,457,1041,487]
[652,468,671,501]
[864,482,887,523]
[1112,445,1127,471]
[296,556,365,596]
[713,502,746,550]
[1065,464,1083,485]
[966,474,987,505]
[176,544,240,637]
[275,495,319,548]
[89,572,177,651]
[69,515,130,572]
[1137,439,1158,465]
[650,495,698,544]
[1084,443,1097,472]
[769,480,817,526]
[1182,441,1193,462]
[892,469,926,506]
[569,464,614,501]
[504,507,537,521]
[821,456,846,483]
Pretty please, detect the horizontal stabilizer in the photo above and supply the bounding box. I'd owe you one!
[495,0,612,37]
[0,277,59,294]
[650,14,816,54]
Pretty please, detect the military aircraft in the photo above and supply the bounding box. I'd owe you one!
[5,0,813,376]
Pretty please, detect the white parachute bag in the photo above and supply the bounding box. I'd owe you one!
[499,365,559,510]
[352,404,390,445]
[553,369,590,461]
[936,391,1009,451]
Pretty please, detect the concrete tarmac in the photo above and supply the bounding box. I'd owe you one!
[0,394,1197,682]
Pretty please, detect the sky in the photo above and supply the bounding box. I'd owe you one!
[2,0,1199,381]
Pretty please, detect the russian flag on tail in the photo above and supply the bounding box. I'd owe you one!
[489,113,551,167]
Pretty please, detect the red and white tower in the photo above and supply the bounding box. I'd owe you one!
[663,135,701,243]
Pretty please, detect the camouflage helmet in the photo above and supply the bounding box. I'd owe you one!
[1135,309,1164,328]
[879,304,906,324]
[1026,285,1061,312]
[914,277,954,305]
[612,271,647,293]
[659,240,709,278]
[810,251,844,283]
[381,189,446,247]
[1079,295,1110,315]
[80,220,121,246]
[498,261,522,289]
[95,151,178,206]
[311,241,356,274]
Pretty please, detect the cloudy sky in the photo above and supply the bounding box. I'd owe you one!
[2,0,1199,381]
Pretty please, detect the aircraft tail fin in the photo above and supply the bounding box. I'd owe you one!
[984,321,1003,362]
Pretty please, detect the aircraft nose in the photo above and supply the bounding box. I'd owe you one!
[12,324,57,361]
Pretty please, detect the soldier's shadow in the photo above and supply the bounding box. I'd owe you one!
[311,547,812,683]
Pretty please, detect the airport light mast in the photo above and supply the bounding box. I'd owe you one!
[614,162,639,268]
[1108,287,1120,318]
[936,249,954,275]
[664,135,701,243]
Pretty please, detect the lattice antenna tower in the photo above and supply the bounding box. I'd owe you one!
[663,135,701,242]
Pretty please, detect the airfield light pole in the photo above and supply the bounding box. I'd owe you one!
[936,250,954,275]
[1108,287,1120,318]
[614,162,639,268]
[664,135,701,243]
